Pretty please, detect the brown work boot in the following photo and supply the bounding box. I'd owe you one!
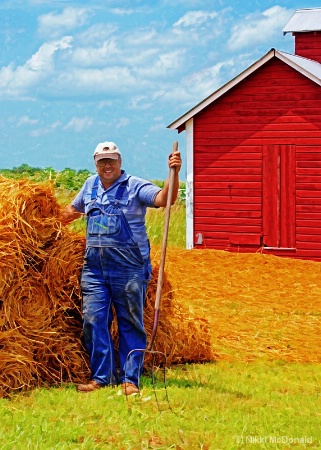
[122,382,139,396]
[77,380,104,393]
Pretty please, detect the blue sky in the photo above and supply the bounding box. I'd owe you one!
[0,0,320,180]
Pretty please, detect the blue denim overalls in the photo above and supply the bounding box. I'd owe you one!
[80,175,150,387]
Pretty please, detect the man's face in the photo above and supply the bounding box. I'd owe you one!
[95,157,122,187]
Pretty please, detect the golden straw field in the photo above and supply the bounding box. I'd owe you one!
[1,175,321,398]
[153,246,321,364]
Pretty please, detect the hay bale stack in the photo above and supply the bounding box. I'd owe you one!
[0,178,89,397]
[0,177,213,397]
[0,177,61,264]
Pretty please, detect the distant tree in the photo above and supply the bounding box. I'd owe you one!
[54,168,92,191]
[12,164,41,175]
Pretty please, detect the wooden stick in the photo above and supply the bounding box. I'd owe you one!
[147,141,178,351]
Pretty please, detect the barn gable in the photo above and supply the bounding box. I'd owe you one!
[169,9,321,261]
[169,49,321,132]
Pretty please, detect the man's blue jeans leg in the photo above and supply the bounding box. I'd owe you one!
[81,246,148,387]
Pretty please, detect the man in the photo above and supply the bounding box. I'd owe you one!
[61,141,182,395]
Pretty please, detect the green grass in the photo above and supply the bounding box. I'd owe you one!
[1,361,320,449]
[146,203,186,248]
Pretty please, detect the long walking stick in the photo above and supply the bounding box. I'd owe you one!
[147,141,178,351]
[124,142,178,408]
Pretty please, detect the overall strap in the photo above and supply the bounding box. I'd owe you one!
[114,178,130,205]
[90,175,100,201]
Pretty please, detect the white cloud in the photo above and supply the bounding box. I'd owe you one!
[38,7,90,37]
[123,48,160,66]
[97,100,113,109]
[154,51,183,71]
[54,66,138,94]
[152,59,234,107]
[63,116,93,132]
[227,6,292,51]
[123,28,158,47]
[174,10,218,27]
[149,122,166,132]
[170,10,224,47]
[17,115,39,126]
[76,23,119,45]
[186,60,234,97]
[129,95,153,110]
[72,40,119,66]
[110,8,136,16]
[73,26,162,68]
[29,0,55,3]
[27,36,72,71]
[30,121,61,137]
[134,50,185,77]
[0,36,73,98]
[115,117,130,128]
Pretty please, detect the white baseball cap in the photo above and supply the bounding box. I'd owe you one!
[93,142,121,162]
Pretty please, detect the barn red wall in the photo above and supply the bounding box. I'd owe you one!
[193,58,321,260]
[294,32,321,63]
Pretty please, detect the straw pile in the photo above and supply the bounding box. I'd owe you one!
[0,177,212,397]
[160,247,321,363]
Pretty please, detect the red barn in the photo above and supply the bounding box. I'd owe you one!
[169,8,321,261]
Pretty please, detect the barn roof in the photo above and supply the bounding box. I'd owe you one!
[283,8,321,34]
[168,48,321,131]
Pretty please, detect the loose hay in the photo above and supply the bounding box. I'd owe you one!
[159,247,321,363]
[143,265,213,365]
[1,176,321,397]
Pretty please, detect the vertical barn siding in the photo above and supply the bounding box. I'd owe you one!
[193,58,321,260]
[262,144,280,247]
[262,144,296,248]
[294,32,321,63]
[296,146,321,259]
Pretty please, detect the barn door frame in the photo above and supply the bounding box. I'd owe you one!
[262,144,296,249]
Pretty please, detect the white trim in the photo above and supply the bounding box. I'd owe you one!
[277,51,321,86]
[185,118,194,250]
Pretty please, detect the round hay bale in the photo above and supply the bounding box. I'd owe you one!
[42,231,85,312]
[1,274,54,332]
[0,329,42,397]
